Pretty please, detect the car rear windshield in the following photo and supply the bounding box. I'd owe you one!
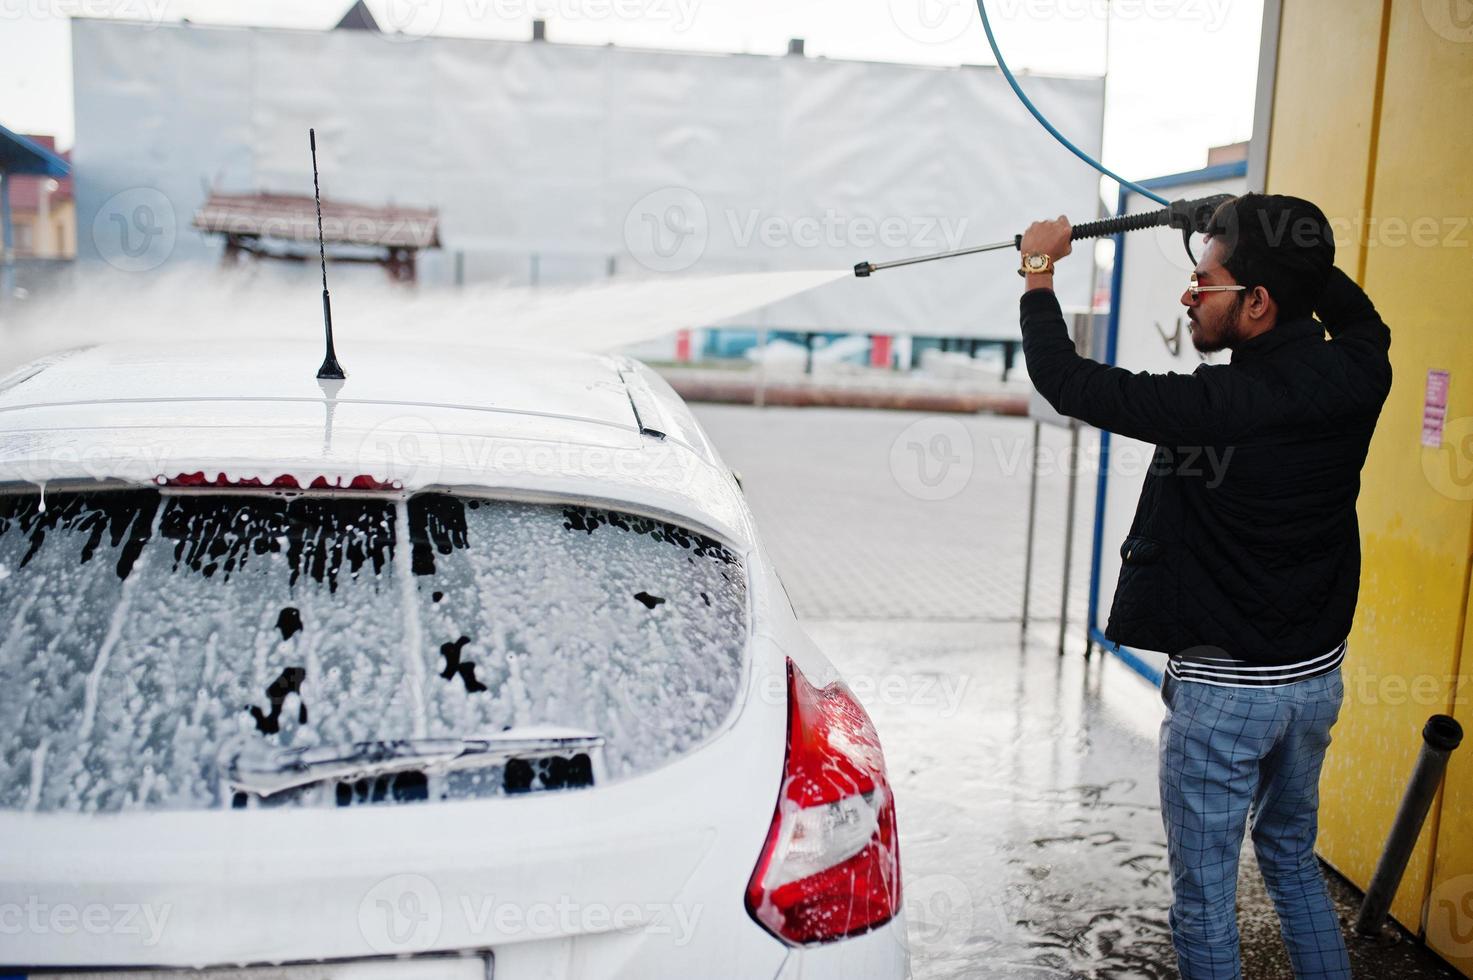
[0,489,747,813]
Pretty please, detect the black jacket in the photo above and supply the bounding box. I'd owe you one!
[1020,268,1391,665]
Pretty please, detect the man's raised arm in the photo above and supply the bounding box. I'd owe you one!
[1317,266,1392,400]
[1019,284,1243,447]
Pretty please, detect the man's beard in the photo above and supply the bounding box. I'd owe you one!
[1189,296,1245,353]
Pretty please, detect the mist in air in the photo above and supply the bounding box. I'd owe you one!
[0,266,849,375]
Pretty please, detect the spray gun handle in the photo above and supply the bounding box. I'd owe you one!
[854,194,1235,277]
[1011,194,1234,248]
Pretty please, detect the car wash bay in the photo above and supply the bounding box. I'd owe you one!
[694,404,1458,979]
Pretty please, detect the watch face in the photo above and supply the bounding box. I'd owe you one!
[1026,254,1048,271]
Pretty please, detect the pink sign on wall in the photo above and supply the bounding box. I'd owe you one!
[1423,369,1450,449]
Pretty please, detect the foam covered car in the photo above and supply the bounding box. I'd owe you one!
[0,342,907,979]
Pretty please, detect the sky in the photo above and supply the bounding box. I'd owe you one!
[1,0,1263,186]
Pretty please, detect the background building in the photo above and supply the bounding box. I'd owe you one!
[0,125,73,304]
[4,134,75,261]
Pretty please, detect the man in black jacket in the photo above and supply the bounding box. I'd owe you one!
[1017,194,1391,979]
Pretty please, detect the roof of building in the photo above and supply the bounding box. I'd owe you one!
[334,0,380,31]
[0,124,70,179]
[0,342,750,547]
[193,192,441,249]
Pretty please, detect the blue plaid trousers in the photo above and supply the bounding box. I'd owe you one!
[1159,668,1351,979]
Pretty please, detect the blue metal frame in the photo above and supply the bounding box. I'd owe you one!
[1090,627,1163,685]
[1086,159,1248,686]
[1132,160,1247,193]
[0,123,70,178]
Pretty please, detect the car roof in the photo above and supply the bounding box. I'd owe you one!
[0,341,753,548]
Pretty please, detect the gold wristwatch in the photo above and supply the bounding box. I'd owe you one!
[1018,252,1054,277]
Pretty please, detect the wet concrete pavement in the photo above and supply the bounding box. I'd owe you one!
[803,618,1457,979]
[693,403,1094,625]
[694,404,1458,978]
[806,618,1175,978]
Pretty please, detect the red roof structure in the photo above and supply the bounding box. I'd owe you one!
[192,191,440,283]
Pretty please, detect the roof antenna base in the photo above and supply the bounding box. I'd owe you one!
[316,290,346,380]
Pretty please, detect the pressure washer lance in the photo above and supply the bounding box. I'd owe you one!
[852,194,1233,277]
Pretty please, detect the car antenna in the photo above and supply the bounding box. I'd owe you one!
[310,128,346,380]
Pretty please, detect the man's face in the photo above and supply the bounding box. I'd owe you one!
[1180,239,1246,353]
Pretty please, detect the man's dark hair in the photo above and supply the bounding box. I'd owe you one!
[1203,193,1336,321]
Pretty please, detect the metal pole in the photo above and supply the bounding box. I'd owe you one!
[1354,714,1464,935]
[0,172,14,306]
[1021,420,1041,632]
[856,237,1016,275]
[1058,420,1079,655]
[755,323,769,409]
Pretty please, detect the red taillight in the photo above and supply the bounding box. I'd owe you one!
[745,659,901,946]
[161,473,399,491]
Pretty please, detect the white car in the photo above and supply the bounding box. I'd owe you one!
[0,341,908,979]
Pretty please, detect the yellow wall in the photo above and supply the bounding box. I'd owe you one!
[1432,572,1473,974]
[1267,0,1473,969]
[1266,0,1387,280]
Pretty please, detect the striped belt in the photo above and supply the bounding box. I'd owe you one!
[1168,639,1347,688]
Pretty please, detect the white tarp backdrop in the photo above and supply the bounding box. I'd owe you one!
[72,18,1105,338]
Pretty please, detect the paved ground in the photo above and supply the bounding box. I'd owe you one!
[695,404,1096,629]
[693,403,1457,979]
[806,618,1175,978]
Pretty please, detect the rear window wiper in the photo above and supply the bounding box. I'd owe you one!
[223,728,606,799]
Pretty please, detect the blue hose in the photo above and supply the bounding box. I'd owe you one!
[977,0,1169,206]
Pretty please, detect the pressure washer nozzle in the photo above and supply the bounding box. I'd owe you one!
[854,262,874,277]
